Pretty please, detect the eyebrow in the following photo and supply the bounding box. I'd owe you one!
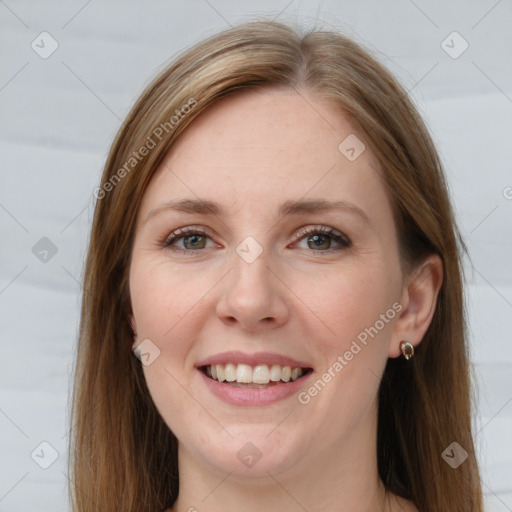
[144,198,370,224]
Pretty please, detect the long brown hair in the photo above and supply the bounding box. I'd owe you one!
[70,20,483,512]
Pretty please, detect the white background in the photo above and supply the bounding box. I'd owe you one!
[0,0,511,510]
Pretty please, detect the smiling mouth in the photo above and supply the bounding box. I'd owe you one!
[200,363,313,388]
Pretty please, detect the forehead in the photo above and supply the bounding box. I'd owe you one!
[138,88,390,225]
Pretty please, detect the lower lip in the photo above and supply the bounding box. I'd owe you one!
[197,368,313,406]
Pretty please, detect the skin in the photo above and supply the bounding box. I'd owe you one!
[129,87,442,512]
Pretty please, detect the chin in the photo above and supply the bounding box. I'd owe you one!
[181,422,310,480]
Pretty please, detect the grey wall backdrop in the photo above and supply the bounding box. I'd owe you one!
[1,1,511,510]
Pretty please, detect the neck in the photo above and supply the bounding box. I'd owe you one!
[171,399,392,512]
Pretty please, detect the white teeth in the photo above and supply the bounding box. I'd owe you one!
[224,363,236,382]
[204,363,306,384]
[236,364,252,383]
[216,364,225,382]
[252,365,270,384]
[269,364,282,382]
[291,367,301,381]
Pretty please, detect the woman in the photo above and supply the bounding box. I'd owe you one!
[70,20,484,512]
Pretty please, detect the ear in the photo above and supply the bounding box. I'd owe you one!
[389,254,443,358]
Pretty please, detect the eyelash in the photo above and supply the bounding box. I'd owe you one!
[160,225,351,255]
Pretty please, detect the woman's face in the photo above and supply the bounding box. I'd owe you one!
[129,88,407,479]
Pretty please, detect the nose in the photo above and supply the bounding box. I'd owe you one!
[215,251,290,333]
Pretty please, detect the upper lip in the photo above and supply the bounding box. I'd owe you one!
[195,350,312,369]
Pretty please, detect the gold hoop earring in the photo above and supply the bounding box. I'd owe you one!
[400,342,415,360]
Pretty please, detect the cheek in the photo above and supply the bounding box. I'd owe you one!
[129,257,216,413]
[299,264,398,351]
[129,258,200,415]
[130,257,209,341]
[295,266,399,419]
[129,258,210,431]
